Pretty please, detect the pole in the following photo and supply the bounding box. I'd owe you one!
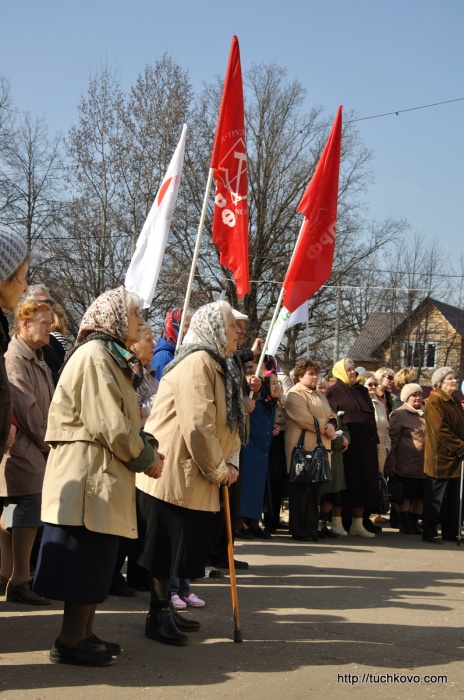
[458,460,464,546]
[249,286,285,397]
[222,484,243,642]
[176,167,214,349]
[333,286,341,365]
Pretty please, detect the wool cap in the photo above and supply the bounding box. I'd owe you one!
[431,366,455,388]
[0,225,28,283]
[400,383,423,403]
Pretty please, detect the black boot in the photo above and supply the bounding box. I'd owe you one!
[170,604,201,631]
[408,513,423,535]
[362,517,381,534]
[399,511,414,535]
[145,608,188,646]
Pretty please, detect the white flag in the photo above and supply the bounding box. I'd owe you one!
[267,300,308,356]
[125,124,187,309]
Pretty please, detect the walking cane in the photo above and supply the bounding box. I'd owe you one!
[222,484,243,642]
[458,459,464,547]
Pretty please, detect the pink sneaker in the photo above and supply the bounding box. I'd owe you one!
[182,593,205,608]
[170,594,187,610]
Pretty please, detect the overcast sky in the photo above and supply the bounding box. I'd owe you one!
[2,0,463,273]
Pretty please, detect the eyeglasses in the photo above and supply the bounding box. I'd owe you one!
[365,383,378,388]
[383,374,394,380]
[41,299,56,307]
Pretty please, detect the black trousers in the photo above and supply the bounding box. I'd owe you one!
[422,476,461,539]
[288,482,322,538]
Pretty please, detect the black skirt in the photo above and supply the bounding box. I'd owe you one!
[33,523,118,604]
[136,489,207,580]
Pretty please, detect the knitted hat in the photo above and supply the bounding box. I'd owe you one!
[0,225,28,283]
[431,366,455,388]
[400,383,423,403]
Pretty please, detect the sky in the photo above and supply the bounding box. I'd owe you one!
[2,0,464,268]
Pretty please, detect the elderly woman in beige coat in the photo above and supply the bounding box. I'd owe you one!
[136,300,242,647]
[285,358,338,542]
[33,287,161,668]
[0,300,54,605]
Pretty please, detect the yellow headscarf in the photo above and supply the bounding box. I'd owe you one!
[331,358,352,385]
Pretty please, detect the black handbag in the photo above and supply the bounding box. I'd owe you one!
[388,475,404,505]
[289,418,332,485]
[378,474,390,515]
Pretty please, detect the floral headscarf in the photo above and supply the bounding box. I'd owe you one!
[165,300,246,441]
[162,308,183,347]
[66,286,143,388]
[77,286,129,343]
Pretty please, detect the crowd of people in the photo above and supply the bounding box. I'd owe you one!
[1,223,464,668]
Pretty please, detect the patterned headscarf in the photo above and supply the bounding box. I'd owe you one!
[66,286,143,388]
[165,300,246,441]
[162,308,183,346]
[77,286,129,343]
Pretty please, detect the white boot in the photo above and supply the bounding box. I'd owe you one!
[331,516,348,537]
[349,517,375,538]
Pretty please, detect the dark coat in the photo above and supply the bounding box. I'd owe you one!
[424,388,464,479]
[326,379,379,508]
[386,404,426,479]
[0,310,12,462]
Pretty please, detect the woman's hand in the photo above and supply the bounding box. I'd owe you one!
[5,424,16,453]
[244,397,256,414]
[272,424,280,436]
[220,464,239,487]
[248,375,262,393]
[324,423,336,440]
[342,436,349,452]
[144,451,165,479]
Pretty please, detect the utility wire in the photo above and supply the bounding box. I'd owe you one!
[350,97,464,123]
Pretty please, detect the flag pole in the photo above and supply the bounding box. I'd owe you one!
[176,167,214,349]
[250,218,306,394]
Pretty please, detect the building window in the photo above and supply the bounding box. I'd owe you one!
[402,341,437,369]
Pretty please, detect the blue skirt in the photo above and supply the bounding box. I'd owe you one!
[33,523,118,604]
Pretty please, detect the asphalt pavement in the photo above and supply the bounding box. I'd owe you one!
[1,523,463,699]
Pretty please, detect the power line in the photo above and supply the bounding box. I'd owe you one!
[350,97,464,123]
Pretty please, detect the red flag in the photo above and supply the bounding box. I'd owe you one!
[283,106,343,312]
[211,36,249,297]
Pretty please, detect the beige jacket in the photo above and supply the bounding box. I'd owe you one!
[0,335,54,496]
[41,340,153,538]
[136,350,241,512]
[284,383,337,472]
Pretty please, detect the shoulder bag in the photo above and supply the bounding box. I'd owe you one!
[289,417,332,485]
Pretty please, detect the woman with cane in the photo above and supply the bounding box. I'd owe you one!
[136,300,243,645]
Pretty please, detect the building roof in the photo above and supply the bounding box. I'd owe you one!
[348,296,464,364]
[348,312,405,362]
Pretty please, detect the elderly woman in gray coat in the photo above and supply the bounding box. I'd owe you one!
[0,300,54,605]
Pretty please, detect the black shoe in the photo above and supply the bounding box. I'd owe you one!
[249,527,272,539]
[206,568,223,578]
[215,559,249,570]
[291,535,311,542]
[87,633,122,656]
[422,535,443,545]
[235,528,255,540]
[50,638,114,667]
[363,519,381,534]
[109,573,136,597]
[145,609,188,646]
[170,605,200,631]
[319,525,339,539]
